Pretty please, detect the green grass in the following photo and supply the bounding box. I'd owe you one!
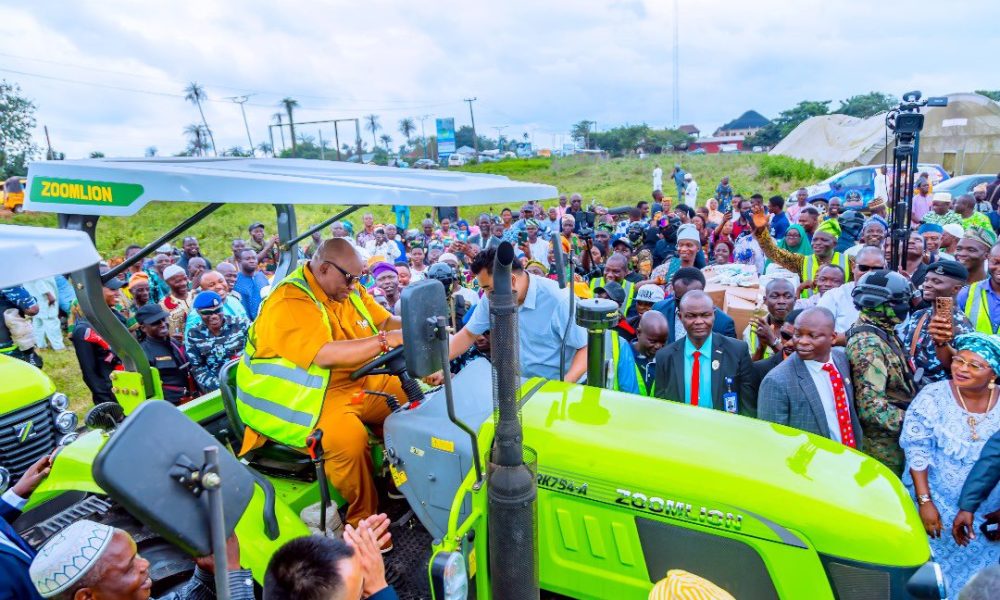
[7,153,827,400]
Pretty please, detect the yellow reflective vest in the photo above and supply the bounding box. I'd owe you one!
[800,253,849,298]
[963,280,1000,335]
[235,265,377,447]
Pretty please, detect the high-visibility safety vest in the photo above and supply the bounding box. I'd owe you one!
[963,280,1000,334]
[235,265,378,448]
[747,326,774,359]
[590,278,635,314]
[800,253,849,298]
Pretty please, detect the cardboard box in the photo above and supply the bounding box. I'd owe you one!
[724,293,758,340]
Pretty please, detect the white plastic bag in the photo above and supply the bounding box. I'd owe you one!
[300,501,344,538]
[4,308,36,351]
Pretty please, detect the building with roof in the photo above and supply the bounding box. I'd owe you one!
[689,135,745,154]
[714,110,770,137]
[678,124,700,136]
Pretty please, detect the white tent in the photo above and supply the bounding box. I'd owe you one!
[770,93,1000,174]
[769,113,888,169]
[0,225,101,287]
[25,157,558,217]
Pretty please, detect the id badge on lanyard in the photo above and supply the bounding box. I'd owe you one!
[722,376,738,414]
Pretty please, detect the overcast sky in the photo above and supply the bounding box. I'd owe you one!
[4,0,998,158]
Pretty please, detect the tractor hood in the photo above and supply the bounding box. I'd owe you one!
[519,380,929,567]
[0,354,55,409]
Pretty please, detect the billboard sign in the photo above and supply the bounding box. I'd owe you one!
[436,118,456,156]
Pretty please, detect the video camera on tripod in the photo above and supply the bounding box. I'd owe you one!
[885,91,948,271]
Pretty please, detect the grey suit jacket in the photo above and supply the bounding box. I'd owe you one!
[758,350,863,446]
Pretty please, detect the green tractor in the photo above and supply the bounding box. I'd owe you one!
[9,157,945,599]
[0,226,98,493]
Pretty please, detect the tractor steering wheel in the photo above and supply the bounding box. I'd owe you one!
[349,346,406,381]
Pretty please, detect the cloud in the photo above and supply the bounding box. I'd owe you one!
[3,0,998,157]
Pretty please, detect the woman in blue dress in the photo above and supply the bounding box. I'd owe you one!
[900,332,1000,594]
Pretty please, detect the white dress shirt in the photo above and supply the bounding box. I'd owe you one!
[817,281,859,334]
[803,358,843,442]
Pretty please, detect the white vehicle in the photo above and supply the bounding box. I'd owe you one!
[448,153,469,167]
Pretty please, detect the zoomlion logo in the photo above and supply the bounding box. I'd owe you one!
[12,420,35,443]
[357,319,370,330]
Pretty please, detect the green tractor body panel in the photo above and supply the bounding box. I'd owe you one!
[510,379,929,597]
[0,354,55,412]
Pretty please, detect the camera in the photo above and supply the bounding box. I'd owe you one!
[577,227,594,241]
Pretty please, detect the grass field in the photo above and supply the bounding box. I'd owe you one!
[6,152,829,414]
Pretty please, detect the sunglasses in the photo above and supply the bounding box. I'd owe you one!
[780,331,795,341]
[323,260,360,287]
[198,307,223,316]
[857,264,880,272]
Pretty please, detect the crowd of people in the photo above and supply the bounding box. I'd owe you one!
[5,170,1000,595]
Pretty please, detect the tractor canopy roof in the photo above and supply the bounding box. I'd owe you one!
[24,157,558,217]
[0,224,101,288]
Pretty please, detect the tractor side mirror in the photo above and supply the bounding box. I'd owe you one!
[400,278,449,378]
[92,401,254,556]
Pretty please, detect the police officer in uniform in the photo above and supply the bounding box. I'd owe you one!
[135,304,194,405]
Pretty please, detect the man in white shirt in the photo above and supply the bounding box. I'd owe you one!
[683,173,698,205]
[652,164,663,192]
[758,307,862,445]
[817,246,886,344]
[873,167,889,203]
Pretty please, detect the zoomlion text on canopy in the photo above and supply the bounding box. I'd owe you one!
[39,181,114,203]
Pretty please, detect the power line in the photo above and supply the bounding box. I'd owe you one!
[464,97,478,154]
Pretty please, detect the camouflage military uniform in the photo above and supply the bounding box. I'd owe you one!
[187,314,250,392]
[846,310,917,475]
[896,306,973,390]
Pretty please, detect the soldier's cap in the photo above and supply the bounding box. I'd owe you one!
[594,281,626,306]
[135,303,170,325]
[926,260,968,282]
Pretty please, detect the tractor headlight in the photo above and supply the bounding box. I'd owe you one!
[906,561,946,599]
[50,392,69,412]
[430,551,468,600]
[55,411,78,433]
[58,432,79,446]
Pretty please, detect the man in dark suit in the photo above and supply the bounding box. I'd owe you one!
[651,267,736,343]
[1,454,53,600]
[654,290,755,415]
[758,307,863,446]
[953,429,1000,545]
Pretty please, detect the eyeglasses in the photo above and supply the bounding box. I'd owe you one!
[953,355,990,373]
[857,264,880,272]
[323,260,360,287]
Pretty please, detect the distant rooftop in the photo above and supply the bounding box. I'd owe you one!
[719,110,770,131]
[678,124,700,135]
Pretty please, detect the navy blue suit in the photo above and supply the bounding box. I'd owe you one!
[0,496,41,600]
[959,429,1000,514]
[651,297,738,344]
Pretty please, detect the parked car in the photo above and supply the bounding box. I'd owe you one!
[797,163,950,208]
[447,153,470,167]
[932,173,995,198]
[688,148,706,155]
[412,158,439,169]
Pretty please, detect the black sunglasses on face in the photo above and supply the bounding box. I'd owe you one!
[857,264,879,272]
[780,331,794,341]
[323,260,360,286]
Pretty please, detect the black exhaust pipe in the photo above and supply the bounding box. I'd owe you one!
[487,241,539,600]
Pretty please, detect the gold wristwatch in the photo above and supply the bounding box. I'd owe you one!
[917,494,932,505]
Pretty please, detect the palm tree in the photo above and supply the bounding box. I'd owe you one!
[184,82,217,156]
[379,133,392,152]
[256,141,273,156]
[281,97,299,156]
[364,114,381,149]
[398,118,416,145]
[183,124,208,156]
[272,113,286,152]
[144,146,158,157]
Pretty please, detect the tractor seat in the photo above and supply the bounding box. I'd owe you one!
[218,358,316,481]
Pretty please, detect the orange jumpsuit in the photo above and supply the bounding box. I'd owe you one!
[241,265,402,526]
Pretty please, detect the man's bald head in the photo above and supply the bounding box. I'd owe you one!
[310,239,363,301]
[678,289,712,312]
[636,311,668,356]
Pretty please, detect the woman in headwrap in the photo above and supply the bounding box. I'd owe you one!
[900,332,1000,593]
[764,223,812,274]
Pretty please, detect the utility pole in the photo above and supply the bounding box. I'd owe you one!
[672,0,680,127]
[44,125,54,160]
[464,97,479,154]
[226,95,256,156]
[493,125,508,151]
[333,122,341,161]
[354,119,363,161]
[419,114,431,159]
[318,129,325,160]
